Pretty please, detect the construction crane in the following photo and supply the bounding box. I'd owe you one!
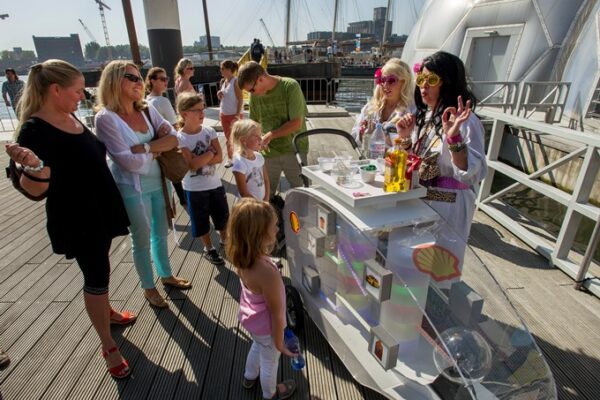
[93,0,112,60]
[78,19,98,44]
[259,18,276,48]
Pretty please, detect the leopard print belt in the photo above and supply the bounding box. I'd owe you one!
[425,189,457,203]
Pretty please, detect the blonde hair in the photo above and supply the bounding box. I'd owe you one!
[15,59,82,139]
[144,66,166,94]
[175,91,204,128]
[231,119,261,153]
[367,58,414,117]
[226,198,277,270]
[96,60,146,113]
[174,58,193,79]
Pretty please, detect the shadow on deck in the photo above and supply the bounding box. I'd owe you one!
[0,134,599,399]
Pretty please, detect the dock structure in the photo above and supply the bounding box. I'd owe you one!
[0,107,599,399]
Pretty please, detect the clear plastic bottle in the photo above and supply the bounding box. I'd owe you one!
[369,122,386,161]
[284,327,305,370]
[383,137,408,192]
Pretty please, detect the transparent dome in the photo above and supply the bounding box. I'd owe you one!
[433,327,493,384]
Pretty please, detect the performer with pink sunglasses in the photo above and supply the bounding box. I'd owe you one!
[351,58,415,148]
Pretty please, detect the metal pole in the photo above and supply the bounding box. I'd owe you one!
[202,0,213,61]
[574,217,600,290]
[332,0,338,44]
[382,0,392,52]
[122,0,142,67]
[285,0,291,59]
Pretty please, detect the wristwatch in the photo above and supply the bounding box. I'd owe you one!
[143,143,151,153]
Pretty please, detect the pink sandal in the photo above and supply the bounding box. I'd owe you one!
[109,309,137,326]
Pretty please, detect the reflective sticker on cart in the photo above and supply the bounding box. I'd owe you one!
[412,244,460,281]
[290,211,300,234]
[366,274,380,289]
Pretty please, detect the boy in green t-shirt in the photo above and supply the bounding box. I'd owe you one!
[238,62,308,194]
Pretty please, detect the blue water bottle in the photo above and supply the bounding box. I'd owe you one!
[284,327,305,370]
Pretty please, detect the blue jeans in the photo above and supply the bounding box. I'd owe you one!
[121,188,172,289]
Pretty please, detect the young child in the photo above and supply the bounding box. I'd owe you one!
[226,198,296,400]
[176,92,228,265]
[231,119,270,201]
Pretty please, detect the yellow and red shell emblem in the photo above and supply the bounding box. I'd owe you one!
[289,211,300,234]
[412,244,460,281]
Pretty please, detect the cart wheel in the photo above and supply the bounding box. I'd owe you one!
[285,285,304,334]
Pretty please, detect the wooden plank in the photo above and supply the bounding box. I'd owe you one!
[304,314,338,400]
[0,301,86,399]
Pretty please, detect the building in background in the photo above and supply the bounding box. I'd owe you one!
[195,35,221,49]
[32,34,85,67]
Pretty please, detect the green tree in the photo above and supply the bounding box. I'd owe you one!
[85,42,101,60]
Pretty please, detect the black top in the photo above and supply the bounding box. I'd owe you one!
[18,117,130,258]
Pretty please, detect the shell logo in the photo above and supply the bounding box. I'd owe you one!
[289,211,300,234]
[412,244,460,281]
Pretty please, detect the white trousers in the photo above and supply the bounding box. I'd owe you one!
[244,333,281,399]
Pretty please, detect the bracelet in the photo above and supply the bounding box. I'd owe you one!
[23,159,45,173]
[448,142,467,153]
[398,137,412,148]
[446,134,464,145]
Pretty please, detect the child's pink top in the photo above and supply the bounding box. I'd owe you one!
[238,257,286,336]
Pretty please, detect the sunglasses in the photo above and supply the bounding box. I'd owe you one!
[248,79,259,93]
[375,75,399,86]
[123,73,143,83]
[415,72,441,88]
[185,67,194,71]
[188,107,205,114]
[152,76,169,82]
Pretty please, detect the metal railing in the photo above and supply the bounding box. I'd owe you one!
[516,81,570,122]
[587,86,600,119]
[477,108,600,297]
[476,81,570,123]
[472,81,520,113]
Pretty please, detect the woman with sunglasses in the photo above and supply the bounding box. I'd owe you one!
[351,58,414,148]
[174,58,196,97]
[397,51,487,284]
[95,61,192,309]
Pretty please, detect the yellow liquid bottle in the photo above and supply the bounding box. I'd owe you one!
[383,138,408,192]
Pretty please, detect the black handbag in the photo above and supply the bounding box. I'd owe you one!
[5,159,49,201]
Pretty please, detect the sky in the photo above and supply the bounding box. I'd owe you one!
[0,0,424,51]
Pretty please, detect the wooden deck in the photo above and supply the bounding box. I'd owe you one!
[1,112,599,399]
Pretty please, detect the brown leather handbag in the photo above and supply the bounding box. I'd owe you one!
[143,108,188,183]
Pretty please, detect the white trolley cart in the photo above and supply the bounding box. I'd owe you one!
[282,159,557,400]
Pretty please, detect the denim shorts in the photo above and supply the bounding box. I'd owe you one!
[186,186,229,237]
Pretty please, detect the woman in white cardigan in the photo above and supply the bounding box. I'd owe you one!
[95,61,191,308]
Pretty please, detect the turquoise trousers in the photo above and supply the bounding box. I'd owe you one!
[121,188,172,289]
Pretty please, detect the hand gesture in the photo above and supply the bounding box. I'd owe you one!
[157,123,172,138]
[217,90,224,100]
[261,132,273,150]
[442,96,471,138]
[395,113,415,138]
[5,143,41,168]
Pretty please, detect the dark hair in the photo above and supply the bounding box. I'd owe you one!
[414,51,477,136]
[144,66,166,93]
[220,59,238,73]
[5,68,17,77]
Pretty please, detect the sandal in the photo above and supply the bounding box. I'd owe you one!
[161,276,192,290]
[109,309,137,326]
[144,291,168,308]
[266,379,296,400]
[242,376,258,389]
[102,347,131,379]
